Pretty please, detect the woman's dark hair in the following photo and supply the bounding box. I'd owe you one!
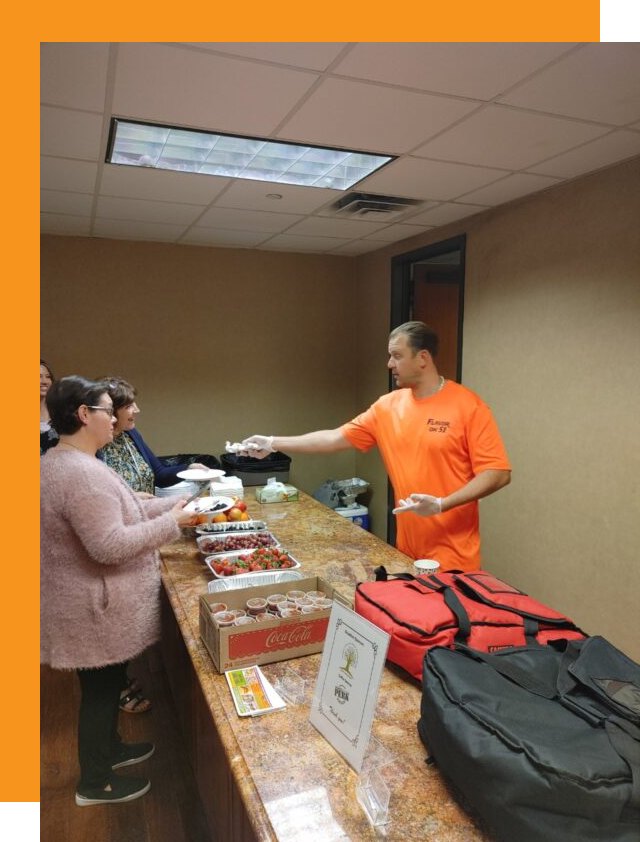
[99,377,137,412]
[46,376,108,435]
[389,321,439,358]
[40,359,55,381]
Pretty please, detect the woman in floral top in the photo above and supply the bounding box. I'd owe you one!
[97,377,207,494]
[96,376,208,713]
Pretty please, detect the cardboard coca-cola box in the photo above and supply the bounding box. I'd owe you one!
[199,576,351,672]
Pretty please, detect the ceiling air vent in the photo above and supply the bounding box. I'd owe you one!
[330,192,422,221]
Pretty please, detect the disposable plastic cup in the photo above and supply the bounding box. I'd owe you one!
[314,598,333,610]
[301,604,318,614]
[267,594,287,610]
[213,611,235,627]
[209,602,227,615]
[286,590,306,604]
[233,616,256,626]
[295,597,314,608]
[414,559,440,577]
[306,590,326,602]
[246,597,268,615]
[229,609,246,619]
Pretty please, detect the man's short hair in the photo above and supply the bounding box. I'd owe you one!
[389,321,439,358]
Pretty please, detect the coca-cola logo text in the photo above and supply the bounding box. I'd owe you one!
[265,624,313,647]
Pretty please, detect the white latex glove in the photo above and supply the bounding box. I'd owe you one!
[228,435,274,459]
[392,493,442,518]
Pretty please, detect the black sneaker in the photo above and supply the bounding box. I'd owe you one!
[75,775,150,806]
[112,742,155,769]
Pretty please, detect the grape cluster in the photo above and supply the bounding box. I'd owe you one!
[200,533,276,554]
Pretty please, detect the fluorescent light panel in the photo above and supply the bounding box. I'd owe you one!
[106,119,393,190]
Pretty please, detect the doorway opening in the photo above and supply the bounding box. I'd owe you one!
[387,234,466,542]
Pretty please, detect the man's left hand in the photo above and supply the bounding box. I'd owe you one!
[393,494,442,518]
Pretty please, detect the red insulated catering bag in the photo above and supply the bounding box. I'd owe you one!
[354,567,585,681]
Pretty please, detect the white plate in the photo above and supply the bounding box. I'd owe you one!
[176,468,226,482]
[184,495,234,515]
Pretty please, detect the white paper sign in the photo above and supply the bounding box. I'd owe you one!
[309,601,390,772]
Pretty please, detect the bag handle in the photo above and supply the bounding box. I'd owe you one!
[453,643,557,699]
[373,565,461,591]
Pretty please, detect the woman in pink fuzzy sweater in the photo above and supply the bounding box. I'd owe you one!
[40,375,197,807]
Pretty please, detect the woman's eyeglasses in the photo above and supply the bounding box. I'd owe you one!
[86,405,115,417]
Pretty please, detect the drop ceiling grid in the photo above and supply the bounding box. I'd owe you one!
[40,42,640,254]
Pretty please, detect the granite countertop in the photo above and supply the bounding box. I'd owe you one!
[160,490,492,842]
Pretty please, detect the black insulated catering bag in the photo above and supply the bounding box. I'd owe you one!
[418,637,640,842]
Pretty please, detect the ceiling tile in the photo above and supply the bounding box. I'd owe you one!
[499,44,640,126]
[100,164,229,204]
[277,78,479,154]
[40,43,109,111]
[113,43,318,137]
[41,213,91,236]
[40,157,98,193]
[414,105,609,170]
[526,131,640,178]
[93,218,186,242]
[358,157,505,201]
[214,181,342,215]
[180,228,271,248]
[285,217,388,238]
[96,196,203,225]
[180,43,349,71]
[196,207,303,233]
[40,106,104,160]
[457,172,562,205]
[333,43,577,101]
[260,234,351,252]
[40,190,93,216]
[404,202,489,226]
[329,241,382,256]
[364,223,435,242]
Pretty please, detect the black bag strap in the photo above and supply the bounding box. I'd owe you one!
[373,565,443,591]
[453,644,557,699]
[442,588,471,640]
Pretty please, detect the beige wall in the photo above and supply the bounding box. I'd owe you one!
[40,237,359,493]
[354,156,640,659]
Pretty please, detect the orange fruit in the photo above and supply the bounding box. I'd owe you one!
[212,512,228,523]
[239,512,249,521]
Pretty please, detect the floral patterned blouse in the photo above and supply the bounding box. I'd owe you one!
[98,432,155,494]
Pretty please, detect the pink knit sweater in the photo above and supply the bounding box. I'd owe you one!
[40,448,181,669]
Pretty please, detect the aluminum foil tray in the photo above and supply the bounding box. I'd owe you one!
[205,549,301,579]
[207,570,303,593]
[197,530,279,557]
[196,520,267,534]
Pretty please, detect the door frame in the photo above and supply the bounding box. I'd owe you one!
[386,234,467,544]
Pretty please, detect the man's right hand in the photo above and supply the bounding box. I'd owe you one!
[237,435,275,459]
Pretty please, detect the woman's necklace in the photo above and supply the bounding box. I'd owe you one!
[431,376,445,395]
[58,440,91,454]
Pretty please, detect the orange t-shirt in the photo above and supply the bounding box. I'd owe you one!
[341,382,511,571]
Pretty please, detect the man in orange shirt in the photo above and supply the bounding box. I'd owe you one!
[236,321,511,571]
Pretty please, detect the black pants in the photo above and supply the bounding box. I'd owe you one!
[76,662,126,790]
